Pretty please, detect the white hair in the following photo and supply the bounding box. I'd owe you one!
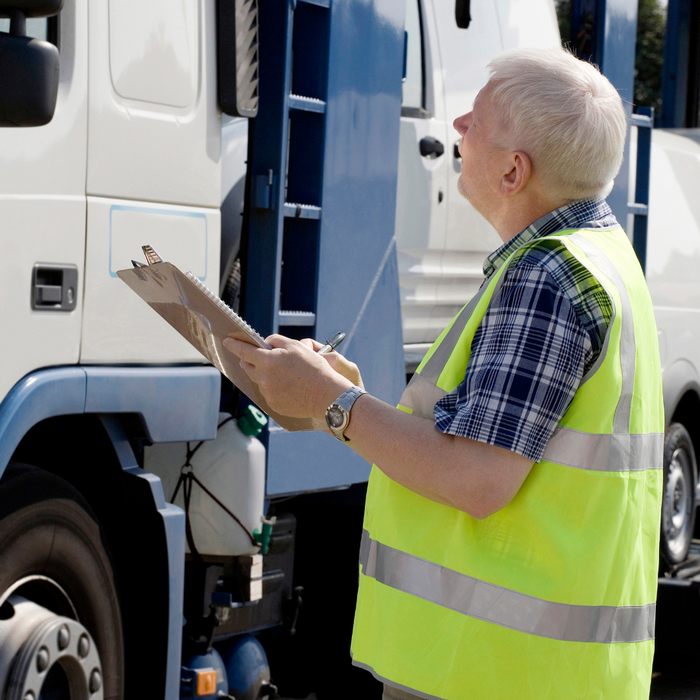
[486,48,627,202]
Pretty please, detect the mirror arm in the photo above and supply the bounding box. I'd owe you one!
[10,9,26,37]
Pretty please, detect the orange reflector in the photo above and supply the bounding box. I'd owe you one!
[196,669,217,696]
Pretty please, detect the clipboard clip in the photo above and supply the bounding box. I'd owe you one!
[142,245,163,265]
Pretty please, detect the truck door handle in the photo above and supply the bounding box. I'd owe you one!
[419,136,445,158]
[32,264,78,311]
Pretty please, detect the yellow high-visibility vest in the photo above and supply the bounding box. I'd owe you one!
[351,228,664,699]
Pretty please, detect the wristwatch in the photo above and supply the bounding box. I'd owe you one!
[325,386,367,442]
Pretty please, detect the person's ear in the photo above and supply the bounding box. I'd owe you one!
[498,151,531,197]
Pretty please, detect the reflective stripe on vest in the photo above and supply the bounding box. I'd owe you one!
[359,529,655,644]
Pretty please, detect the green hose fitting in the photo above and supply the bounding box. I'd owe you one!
[253,515,277,554]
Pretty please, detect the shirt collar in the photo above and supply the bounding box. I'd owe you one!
[483,198,617,278]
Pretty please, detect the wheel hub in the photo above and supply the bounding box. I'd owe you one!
[663,447,693,555]
[0,595,103,700]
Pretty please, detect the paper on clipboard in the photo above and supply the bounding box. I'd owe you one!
[117,261,324,432]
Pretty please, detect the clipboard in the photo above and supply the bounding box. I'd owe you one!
[117,260,324,432]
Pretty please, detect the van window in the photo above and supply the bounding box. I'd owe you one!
[0,16,58,46]
[402,0,425,115]
[0,17,47,40]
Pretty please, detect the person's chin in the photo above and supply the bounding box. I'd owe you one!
[457,176,473,203]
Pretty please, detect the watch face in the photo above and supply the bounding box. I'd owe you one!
[327,405,346,430]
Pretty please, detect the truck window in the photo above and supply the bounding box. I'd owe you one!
[108,0,198,109]
[402,0,426,116]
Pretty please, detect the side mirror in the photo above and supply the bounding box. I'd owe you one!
[217,0,259,118]
[455,0,471,29]
[0,1,63,127]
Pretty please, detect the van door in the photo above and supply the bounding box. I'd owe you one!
[0,1,88,401]
[395,0,449,369]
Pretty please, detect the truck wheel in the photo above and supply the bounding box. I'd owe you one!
[0,463,124,699]
[660,424,698,566]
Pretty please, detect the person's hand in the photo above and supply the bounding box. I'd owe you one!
[301,338,364,390]
[223,334,354,419]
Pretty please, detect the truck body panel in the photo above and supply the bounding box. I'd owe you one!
[0,0,87,402]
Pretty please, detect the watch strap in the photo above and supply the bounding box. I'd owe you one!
[326,386,367,442]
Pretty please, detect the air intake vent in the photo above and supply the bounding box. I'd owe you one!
[218,0,259,118]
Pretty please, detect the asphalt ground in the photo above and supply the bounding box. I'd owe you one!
[650,578,700,699]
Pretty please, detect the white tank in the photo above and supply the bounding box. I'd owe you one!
[144,407,267,556]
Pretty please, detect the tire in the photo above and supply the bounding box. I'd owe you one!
[0,463,124,699]
[660,424,698,566]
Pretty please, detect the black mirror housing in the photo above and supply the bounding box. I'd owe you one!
[0,32,60,126]
[0,0,63,18]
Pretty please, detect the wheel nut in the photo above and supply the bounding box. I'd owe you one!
[78,634,90,658]
[36,647,49,672]
[57,624,70,650]
[89,669,102,693]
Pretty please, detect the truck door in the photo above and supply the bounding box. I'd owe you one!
[81,0,221,364]
[0,1,88,401]
[395,0,449,368]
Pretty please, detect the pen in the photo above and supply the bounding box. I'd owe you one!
[318,331,346,355]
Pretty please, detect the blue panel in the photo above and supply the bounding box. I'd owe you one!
[271,0,406,493]
[660,0,691,128]
[0,368,87,476]
[631,108,654,272]
[267,247,404,495]
[314,0,406,404]
[0,365,220,477]
[84,366,220,442]
[598,0,638,227]
[267,427,371,495]
[153,503,185,699]
[100,416,185,700]
[245,0,406,494]
[334,239,404,403]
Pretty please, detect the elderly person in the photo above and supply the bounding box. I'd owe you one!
[225,49,663,700]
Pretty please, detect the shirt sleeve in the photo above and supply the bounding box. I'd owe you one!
[433,257,592,462]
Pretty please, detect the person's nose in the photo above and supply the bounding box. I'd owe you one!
[453,111,472,137]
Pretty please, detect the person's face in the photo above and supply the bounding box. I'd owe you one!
[453,84,503,214]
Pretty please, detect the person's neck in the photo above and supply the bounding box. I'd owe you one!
[490,193,569,245]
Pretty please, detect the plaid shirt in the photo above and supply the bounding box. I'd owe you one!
[434,199,618,462]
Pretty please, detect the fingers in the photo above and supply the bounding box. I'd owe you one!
[223,336,268,363]
[265,334,297,349]
[321,351,364,388]
[238,359,259,382]
[300,338,324,352]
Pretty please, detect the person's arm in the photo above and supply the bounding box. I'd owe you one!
[342,393,533,518]
[223,334,533,519]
